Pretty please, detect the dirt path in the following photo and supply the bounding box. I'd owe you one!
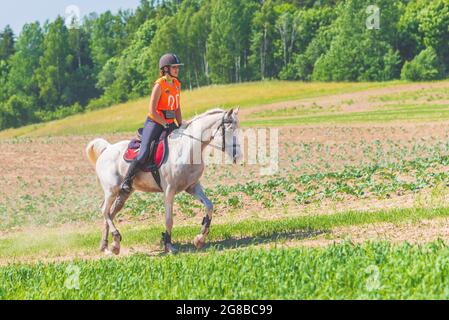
[4,214,449,266]
[2,180,448,266]
[286,217,449,248]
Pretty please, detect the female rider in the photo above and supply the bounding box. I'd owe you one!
[120,53,183,193]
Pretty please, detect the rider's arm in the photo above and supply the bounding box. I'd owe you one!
[175,107,182,127]
[148,83,169,127]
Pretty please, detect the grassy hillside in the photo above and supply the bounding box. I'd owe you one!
[245,103,449,127]
[0,81,390,138]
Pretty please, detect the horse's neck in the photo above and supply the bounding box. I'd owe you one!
[177,113,222,159]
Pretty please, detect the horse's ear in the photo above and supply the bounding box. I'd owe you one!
[234,107,240,115]
[226,108,233,118]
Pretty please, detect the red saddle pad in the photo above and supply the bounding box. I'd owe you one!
[124,139,165,167]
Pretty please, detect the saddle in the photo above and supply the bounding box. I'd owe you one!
[123,128,170,188]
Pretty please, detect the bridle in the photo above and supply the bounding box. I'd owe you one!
[217,112,238,161]
[175,112,239,161]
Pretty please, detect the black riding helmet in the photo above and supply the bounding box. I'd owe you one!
[159,53,184,69]
[159,53,183,79]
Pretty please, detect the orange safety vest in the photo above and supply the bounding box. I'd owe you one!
[148,76,181,124]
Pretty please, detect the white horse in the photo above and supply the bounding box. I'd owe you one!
[85,108,242,254]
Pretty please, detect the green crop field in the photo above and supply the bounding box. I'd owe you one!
[3,241,449,299]
[2,80,449,299]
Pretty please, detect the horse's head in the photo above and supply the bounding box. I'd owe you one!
[213,108,243,164]
[180,107,243,164]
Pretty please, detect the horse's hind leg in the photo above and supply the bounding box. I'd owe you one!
[108,190,132,255]
[100,220,109,253]
[186,183,213,249]
[100,193,115,253]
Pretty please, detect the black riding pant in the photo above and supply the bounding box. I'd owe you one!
[135,117,164,165]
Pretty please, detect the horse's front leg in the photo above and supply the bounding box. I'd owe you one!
[186,183,213,249]
[162,187,177,253]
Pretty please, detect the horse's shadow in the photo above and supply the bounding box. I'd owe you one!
[154,228,328,256]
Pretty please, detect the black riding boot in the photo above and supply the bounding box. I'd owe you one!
[120,160,140,194]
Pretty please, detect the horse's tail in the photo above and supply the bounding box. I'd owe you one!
[85,138,110,167]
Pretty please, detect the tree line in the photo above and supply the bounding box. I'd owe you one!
[0,0,448,130]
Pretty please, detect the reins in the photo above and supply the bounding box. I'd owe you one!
[174,112,238,155]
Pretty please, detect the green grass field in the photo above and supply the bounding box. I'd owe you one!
[245,104,449,127]
[3,240,449,299]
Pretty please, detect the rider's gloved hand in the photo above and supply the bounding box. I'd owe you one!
[168,122,179,132]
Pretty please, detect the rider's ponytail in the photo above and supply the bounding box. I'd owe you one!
[159,66,169,77]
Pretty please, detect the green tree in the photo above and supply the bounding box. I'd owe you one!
[274,3,300,75]
[401,47,441,81]
[141,16,182,83]
[418,0,449,74]
[294,24,335,80]
[35,17,73,109]
[207,0,258,84]
[250,0,278,79]
[293,5,337,80]
[0,60,9,102]
[90,11,129,74]
[397,0,427,62]
[67,22,98,105]
[175,0,211,89]
[0,25,15,61]
[99,19,158,102]
[277,4,337,80]
[7,22,44,101]
[125,0,156,36]
[313,0,403,81]
[1,94,33,128]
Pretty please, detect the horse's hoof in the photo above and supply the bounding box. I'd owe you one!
[194,234,206,249]
[100,241,109,253]
[111,244,121,255]
[164,243,178,254]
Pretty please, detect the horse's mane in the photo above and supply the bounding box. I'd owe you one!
[182,108,225,128]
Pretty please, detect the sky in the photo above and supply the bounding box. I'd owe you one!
[0,0,142,35]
